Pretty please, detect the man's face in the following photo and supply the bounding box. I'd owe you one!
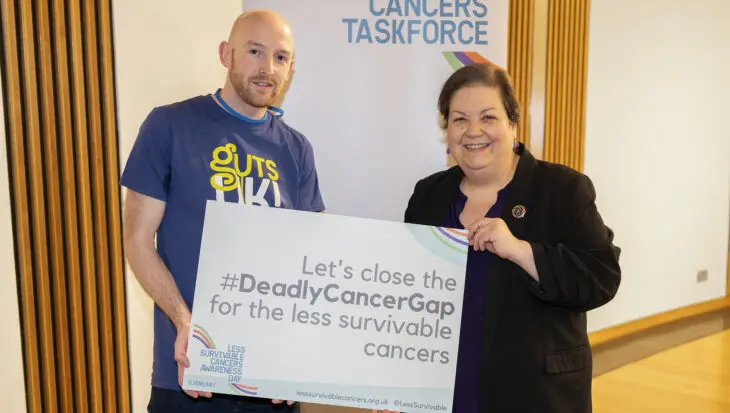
[227,20,294,109]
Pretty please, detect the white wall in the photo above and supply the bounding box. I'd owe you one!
[584,0,730,332]
[112,1,242,411]
[0,58,28,412]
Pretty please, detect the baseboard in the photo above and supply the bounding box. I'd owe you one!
[588,296,730,348]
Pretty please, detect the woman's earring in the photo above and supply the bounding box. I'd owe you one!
[446,148,451,155]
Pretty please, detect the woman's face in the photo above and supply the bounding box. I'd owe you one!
[445,85,517,173]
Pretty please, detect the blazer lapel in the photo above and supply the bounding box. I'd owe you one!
[420,166,464,227]
[500,146,537,240]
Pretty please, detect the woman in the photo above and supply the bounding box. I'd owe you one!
[401,63,621,412]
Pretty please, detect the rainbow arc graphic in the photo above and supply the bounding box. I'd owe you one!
[192,324,216,349]
[442,51,501,71]
[406,223,469,265]
[430,227,469,254]
[229,383,259,396]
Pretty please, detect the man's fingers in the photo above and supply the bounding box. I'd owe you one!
[175,327,205,398]
[183,389,211,399]
[183,389,199,399]
[178,360,210,398]
[175,350,190,368]
[179,376,212,399]
[175,331,191,367]
[179,370,212,399]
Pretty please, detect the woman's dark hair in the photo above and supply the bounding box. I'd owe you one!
[437,62,520,129]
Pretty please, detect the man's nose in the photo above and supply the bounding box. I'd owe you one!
[260,57,275,74]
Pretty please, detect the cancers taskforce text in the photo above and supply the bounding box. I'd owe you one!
[234,273,455,320]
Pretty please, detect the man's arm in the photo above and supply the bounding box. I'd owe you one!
[122,189,189,329]
[122,189,210,398]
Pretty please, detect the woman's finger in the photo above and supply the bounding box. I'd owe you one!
[468,219,490,241]
[473,223,494,250]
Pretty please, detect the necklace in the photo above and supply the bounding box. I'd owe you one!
[213,89,284,121]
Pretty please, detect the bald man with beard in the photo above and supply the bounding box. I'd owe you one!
[121,9,323,412]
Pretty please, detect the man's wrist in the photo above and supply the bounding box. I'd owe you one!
[173,306,192,331]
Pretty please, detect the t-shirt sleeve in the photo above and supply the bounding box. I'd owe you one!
[120,107,172,202]
[297,140,326,212]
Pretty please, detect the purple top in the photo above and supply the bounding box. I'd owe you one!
[442,186,509,412]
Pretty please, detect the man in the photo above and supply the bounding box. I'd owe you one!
[121,9,324,412]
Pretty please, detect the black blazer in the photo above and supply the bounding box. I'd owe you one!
[404,146,621,413]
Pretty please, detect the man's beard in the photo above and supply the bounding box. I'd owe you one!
[230,71,279,109]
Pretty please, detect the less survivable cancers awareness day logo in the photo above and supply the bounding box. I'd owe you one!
[191,325,260,396]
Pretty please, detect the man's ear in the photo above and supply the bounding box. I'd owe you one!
[281,60,296,95]
[288,59,296,80]
[219,41,231,68]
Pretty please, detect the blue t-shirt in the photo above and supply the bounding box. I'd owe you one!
[120,92,325,390]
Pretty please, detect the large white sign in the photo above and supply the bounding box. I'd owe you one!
[243,0,509,222]
[183,202,468,412]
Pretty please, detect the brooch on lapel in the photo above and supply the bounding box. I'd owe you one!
[512,204,526,219]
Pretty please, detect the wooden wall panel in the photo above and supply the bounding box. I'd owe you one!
[35,0,74,410]
[543,0,590,171]
[0,1,42,412]
[98,0,132,407]
[51,0,90,407]
[15,1,62,409]
[67,0,105,408]
[507,0,535,149]
[0,0,131,411]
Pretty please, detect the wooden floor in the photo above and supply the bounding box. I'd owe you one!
[592,329,730,412]
[305,320,730,413]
